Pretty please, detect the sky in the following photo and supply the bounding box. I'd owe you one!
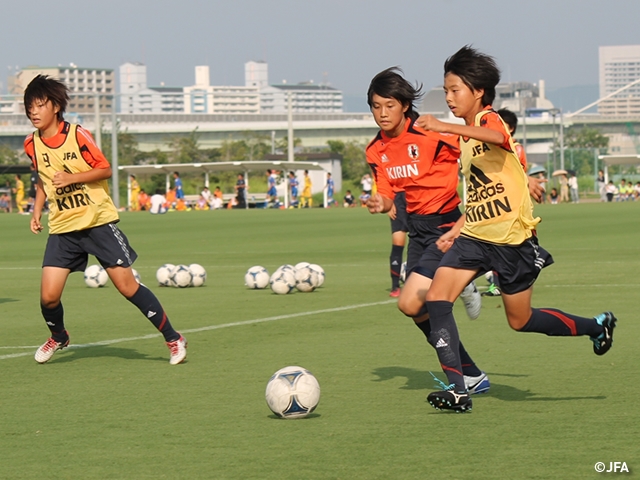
[2,0,639,111]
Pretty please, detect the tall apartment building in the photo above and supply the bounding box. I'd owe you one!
[119,62,184,114]
[183,65,260,114]
[15,65,114,114]
[259,83,342,113]
[599,45,640,116]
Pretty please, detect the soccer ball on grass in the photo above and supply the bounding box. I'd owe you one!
[170,264,193,288]
[189,263,207,287]
[265,366,320,418]
[84,264,108,288]
[245,266,270,289]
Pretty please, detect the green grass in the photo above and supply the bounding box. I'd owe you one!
[1,203,638,479]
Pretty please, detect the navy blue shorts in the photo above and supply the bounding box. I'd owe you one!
[43,222,138,273]
[406,208,462,279]
[390,191,409,233]
[438,235,554,295]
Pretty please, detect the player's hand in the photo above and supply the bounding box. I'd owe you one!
[52,171,73,188]
[415,114,447,133]
[30,214,43,234]
[386,203,397,220]
[366,193,385,214]
[436,229,458,253]
[528,175,544,203]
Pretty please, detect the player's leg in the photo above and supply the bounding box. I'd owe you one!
[88,224,186,364]
[35,266,72,363]
[389,231,405,297]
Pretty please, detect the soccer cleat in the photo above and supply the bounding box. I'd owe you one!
[427,386,473,413]
[34,337,69,364]
[464,372,490,394]
[167,334,188,365]
[481,284,501,297]
[591,312,617,356]
[389,288,401,298]
[460,281,482,320]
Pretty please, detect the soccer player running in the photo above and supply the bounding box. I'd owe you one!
[366,67,488,396]
[416,46,616,412]
[24,75,187,365]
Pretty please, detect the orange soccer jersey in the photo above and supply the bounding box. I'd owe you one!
[366,118,461,216]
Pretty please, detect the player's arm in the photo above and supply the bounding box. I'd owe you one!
[436,213,466,253]
[53,126,113,188]
[416,114,505,146]
[53,166,111,188]
[30,179,47,234]
[367,193,393,214]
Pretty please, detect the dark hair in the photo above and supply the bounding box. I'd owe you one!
[444,46,500,106]
[16,174,21,179]
[367,67,423,121]
[497,108,518,134]
[304,170,309,174]
[24,75,69,122]
[173,171,180,176]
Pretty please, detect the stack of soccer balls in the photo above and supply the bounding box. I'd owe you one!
[84,265,141,288]
[265,366,321,419]
[244,262,325,294]
[156,263,207,288]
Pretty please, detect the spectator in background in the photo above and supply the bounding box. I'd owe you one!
[288,171,299,207]
[300,170,312,208]
[343,190,355,207]
[550,188,559,204]
[633,181,640,200]
[195,195,209,210]
[361,173,373,196]
[568,172,579,203]
[13,174,25,214]
[597,170,606,202]
[138,189,150,211]
[212,186,224,209]
[165,188,177,209]
[149,189,167,214]
[235,173,247,208]
[605,181,617,202]
[537,172,548,204]
[325,172,336,207]
[617,179,629,201]
[497,108,527,170]
[28,163,38,212]
[0,191,11,212]
[359,190,371,207]
[201,186,214,207]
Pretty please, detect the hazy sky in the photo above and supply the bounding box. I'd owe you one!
[2,0,639,103]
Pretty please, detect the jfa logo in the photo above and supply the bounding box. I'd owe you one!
[407,144,419,161]
[595,461,629,473]
[63,152,78,161]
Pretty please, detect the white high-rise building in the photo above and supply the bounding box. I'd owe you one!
[183,65,260,114]
[245,61,268,89]
[599,45,640,116]
[119,62,184,114]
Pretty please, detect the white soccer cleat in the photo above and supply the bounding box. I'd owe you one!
[464,372,491,394]
[460,281,482,320]
[166,334,187,365]
[35,337,69,364]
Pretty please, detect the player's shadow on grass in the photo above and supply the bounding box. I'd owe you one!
[51,344,167,364]
[0,298,19,304]
[371,367,605,402]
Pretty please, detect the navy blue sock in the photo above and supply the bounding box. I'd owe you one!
[519,308,602,337]
[424,300,465,392]
[126,285,180,342]
[390,245,404,289]
[41,302,68,343]
[415,318,482,377]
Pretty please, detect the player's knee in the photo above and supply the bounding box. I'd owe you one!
[507,313,530,331]
[397,297,420,317]
[40,298,60,310]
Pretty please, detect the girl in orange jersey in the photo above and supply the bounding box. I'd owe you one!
[365,67,489,397]
[416,46,616,412]
[24,75,187,365]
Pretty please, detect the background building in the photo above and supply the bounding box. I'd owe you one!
[14,65,114,114]
[183,66,259,114]
[119,62,184,114]
[599,45,640,116]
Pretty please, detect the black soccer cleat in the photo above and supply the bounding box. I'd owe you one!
[591,312,617,356]
[427,387,473,413]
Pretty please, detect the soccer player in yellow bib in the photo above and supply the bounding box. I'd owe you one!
[13,174,25,213]
[129,174,140,211]
[23,75,187,365]
[416,46,617,413]
[300,169,312,208]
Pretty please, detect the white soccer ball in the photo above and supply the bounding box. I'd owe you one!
[132,268,141,284]
[170,264,193,288]
[400,261,407,283]
[265,366,321,419]
[245,266,270,289]
[156,264,175,287]
[295,266,319,292]
[294,262,310,270]
[84,264,108,288]
[276,264,297,277]
[307,264,325,287]
[189,263,207,287]
[270,269,296,295]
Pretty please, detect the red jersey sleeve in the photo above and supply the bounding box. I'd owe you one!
[76,126,111,168]
[24,134,36,167]
[479,111,512,151]
[366,141,394,200]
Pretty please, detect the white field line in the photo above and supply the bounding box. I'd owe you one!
[0,300,396,361]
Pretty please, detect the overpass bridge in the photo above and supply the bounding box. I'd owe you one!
[1,112,639,154]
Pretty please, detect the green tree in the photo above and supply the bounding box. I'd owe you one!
[102,129,143,166]
[167,129,204,164]
[0,144,20,165]
[327,140,367,181]
[561,126,609,176]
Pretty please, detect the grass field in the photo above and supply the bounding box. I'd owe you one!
[1,203,638,479]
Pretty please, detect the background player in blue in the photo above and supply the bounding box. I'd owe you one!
[288,171,299,207]
[325,172,336,207]
[173,171,184,200]
[266,169,279,207]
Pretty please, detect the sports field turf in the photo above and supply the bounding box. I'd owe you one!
[1,203,638,479]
